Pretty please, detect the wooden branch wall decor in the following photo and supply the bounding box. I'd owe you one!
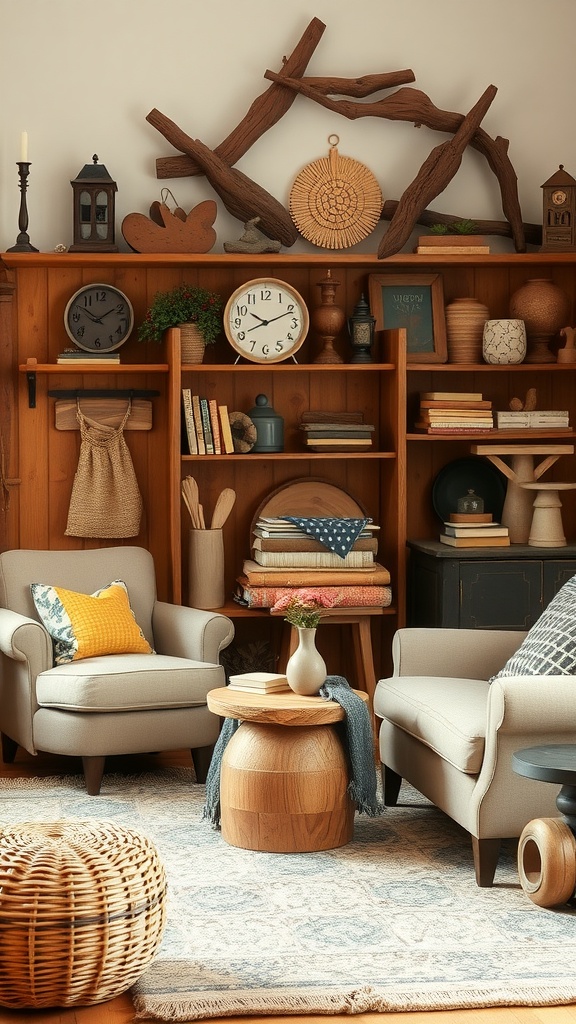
[377,85,497,259]
[148,16,527,254]
[380,202,542,247]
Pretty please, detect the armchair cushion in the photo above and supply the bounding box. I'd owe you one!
[490,573,576,681]
[373,675,489,774]
[30,580,153,665]
[36,653,223,712]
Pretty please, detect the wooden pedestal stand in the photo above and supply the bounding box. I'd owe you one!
[471,444,575,544]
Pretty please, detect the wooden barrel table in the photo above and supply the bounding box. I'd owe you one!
[207,687,369,854]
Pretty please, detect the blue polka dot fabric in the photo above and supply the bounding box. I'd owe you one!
[283,516,370,557]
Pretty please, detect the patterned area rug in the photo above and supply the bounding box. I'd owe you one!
[2,768,576,1020]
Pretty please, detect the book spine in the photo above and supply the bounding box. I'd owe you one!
[238,583,393,608]
[252,535,378,553]
[199,398,214,454]
[192,395,206,455]
[181,389,198,455]
[421,392,483,402]
[218,405,235,454]
[208,399,222,454]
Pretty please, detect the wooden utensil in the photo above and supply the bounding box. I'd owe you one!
[182,476,202,529]
[211,488,236,529]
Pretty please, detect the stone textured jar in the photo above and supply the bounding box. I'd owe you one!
[482,319,527,364]
[509,278,570,363]
[445,298,490,363]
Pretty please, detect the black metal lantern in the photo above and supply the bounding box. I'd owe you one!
[347,293,375,363]
[69,154,118,253]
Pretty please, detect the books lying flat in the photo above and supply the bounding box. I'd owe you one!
[420,399,492,410]
[57,352,120,363]
[255,517,379,535]
[252,535,378,554]
[300,423,375,433]
[252,548,374,568]
[442,523,509,538]
[235,582,393,609]
[421,391,483,402]
[241,560,391,586]
[228,672,290,693]
[439,535,511,548]
[496,411,570,428]
[415,245,490,254]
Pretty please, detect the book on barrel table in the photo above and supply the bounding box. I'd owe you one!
[227,672,290,693]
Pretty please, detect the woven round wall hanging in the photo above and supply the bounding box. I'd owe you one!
[289,135,383,250]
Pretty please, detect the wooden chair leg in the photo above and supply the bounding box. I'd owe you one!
[192,744,214,783]
[382,764,402,806]
[472,836,501,887]
[82,755,106,796]
[1,733,18,764]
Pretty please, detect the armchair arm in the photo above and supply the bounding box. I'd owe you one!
[488,674,576,736]
[152,601,234,663]
[0,609,53,672]
[392,627,527,682]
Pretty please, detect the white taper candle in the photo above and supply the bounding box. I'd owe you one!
[20,132,28,162]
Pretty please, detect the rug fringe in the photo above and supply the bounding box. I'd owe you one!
[132,983,576,1021]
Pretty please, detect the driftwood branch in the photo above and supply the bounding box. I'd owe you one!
[378,86,497,258]
[155,17,326,180]
[147,108,298,246]
[380,201,542,246]
[293,70,416,96]
[265,74,525,252]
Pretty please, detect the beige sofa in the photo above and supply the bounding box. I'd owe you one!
[0,546,234,794]
[374,627,576,886]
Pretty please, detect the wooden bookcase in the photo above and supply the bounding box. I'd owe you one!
[3,250,576,679]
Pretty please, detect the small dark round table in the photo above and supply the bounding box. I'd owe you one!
[512,744,576,827]
[512,744,576,907]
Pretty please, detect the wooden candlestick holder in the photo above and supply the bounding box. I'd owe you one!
[312,270,345,364]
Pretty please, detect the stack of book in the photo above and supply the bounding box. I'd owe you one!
[57,350,121,364]
[298,411,374,452]
[234,516,393,608]
[182,390,235,455]
[414,234,490,255]
[440,520,510,548]
[495,409,571,430]
[415,391,493,433]
[227,671,290,694]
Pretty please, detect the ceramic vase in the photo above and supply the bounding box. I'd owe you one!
[482,319,527,364]
[508,278,570,363]
[445,298,490,363]
[286,627,327,696]
[179,323,206,363]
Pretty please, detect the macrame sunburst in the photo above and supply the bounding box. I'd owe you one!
[289,136,383,249]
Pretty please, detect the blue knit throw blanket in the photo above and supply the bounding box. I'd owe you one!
[202,675,383,828]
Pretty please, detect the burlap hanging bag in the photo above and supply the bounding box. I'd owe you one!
[65,402,143,539]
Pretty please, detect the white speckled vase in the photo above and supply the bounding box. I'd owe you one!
[482,319,527,364]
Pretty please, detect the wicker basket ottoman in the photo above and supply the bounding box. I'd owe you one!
[0,819,167,1008]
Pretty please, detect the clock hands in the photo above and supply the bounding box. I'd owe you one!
[74,303,104,325]
[247,310,293,332]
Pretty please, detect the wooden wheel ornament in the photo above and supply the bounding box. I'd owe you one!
[289,135,382,249]
[517,817,576,908]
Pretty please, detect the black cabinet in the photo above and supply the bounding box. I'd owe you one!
[407,541,576,630]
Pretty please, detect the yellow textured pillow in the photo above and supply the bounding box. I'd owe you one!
[30,579,153,665]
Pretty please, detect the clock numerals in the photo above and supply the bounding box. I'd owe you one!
[224,279,309,363]
[64,284,134,353]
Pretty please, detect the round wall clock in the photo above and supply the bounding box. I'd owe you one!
[64,283,134,352]
[224,278,309,363]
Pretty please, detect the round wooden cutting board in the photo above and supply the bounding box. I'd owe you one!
[250,478,367,541]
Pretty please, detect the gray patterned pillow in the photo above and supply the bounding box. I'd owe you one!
[490,574,576,681]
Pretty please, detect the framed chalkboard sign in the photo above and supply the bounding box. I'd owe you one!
[368,273,447,363]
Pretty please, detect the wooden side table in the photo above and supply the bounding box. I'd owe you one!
[206,687,369,854]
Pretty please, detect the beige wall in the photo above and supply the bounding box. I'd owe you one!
[1,0,573,254]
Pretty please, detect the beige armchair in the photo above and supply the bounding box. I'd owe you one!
[374,628,576,886]
[0,547,234,794]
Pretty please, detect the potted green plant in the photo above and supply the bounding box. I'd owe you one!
[416,219,488,252]
[138,283,223,361]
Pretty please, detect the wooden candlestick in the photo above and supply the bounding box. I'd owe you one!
[312,270,345,364]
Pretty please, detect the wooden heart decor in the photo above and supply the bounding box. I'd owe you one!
[121,198,217,253]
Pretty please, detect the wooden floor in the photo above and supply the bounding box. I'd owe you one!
[1,748,575,1024]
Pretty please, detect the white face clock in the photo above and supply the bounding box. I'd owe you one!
[224,278,309,363]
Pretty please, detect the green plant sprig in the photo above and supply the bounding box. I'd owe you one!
[138,284,223,343]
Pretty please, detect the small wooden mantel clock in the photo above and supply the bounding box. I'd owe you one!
[541,164,576,252]
[69,154,118,253]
